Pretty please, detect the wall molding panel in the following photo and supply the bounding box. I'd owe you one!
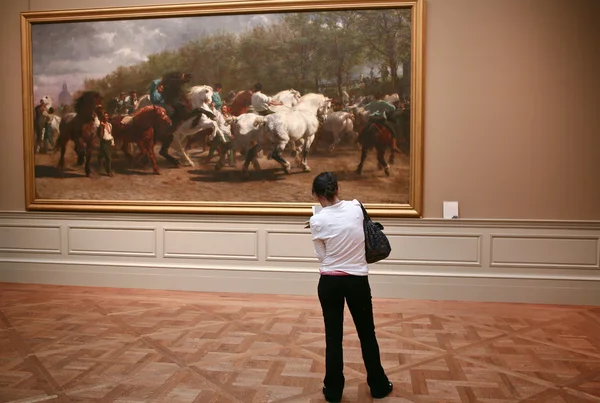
[490,234,600,269]
[265,229,319,263]
[0,224,62,254]
[383,232,482,266]
[163,228,259,260]
[67,226,157,257]
[0,212,599,305]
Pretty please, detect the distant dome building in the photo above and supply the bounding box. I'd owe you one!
[58,83,73,106]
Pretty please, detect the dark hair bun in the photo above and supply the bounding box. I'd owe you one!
[324,182,337,198]
[312,172,339,202]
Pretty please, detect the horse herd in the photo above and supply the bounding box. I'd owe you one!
[41,85,407,180]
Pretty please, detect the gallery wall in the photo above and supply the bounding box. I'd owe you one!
[1,0,598,219]
[0,0,599,305]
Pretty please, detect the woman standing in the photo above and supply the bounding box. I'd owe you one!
[309,172,393,402]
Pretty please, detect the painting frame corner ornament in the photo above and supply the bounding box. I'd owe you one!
[21,0,425,218]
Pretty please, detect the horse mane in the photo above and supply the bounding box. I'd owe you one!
[132,105,161,117]
[133,105,150,116]
[161,72,192,105]
[294,93,329,114]
[162,71,191,82]
[298,93,325,103]
[163,71,182,80]
[162,71,192,92]
[74,91,101,115]
[188,85,213,110]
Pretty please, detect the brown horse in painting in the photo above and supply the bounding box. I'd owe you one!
[356,121,402,176]
[229,89,253,116]
[110,105,172,174]
[56,91,104,177]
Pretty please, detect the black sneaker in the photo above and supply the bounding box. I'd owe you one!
[322,386,342,402]
[371,382,393,399]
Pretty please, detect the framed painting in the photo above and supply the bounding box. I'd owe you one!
[21,0,425,217]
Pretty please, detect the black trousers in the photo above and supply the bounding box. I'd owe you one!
[98,140,113,173]
[318,275,389,395]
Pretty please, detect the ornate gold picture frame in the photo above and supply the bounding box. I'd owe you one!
[21,0,424,217]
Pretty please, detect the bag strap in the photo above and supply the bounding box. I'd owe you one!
[358,201,371,222]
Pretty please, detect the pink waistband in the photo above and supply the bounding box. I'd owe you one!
[320,270,351,276]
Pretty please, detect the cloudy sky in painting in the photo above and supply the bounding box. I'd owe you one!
[31,13,280,103]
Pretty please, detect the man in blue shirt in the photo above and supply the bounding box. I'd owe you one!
[212,83,223,111]
[150,79,166,108]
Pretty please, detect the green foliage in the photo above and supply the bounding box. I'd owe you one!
[83,9,412,100]
[355,9,411,91]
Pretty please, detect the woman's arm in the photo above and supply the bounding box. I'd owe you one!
[312,238,326,262]
[310,219,326,262]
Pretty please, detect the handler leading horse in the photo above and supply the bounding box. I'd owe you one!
[56,91,104,177]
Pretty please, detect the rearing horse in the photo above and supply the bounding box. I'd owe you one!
[56,91,103,177]
[152,71,208,167]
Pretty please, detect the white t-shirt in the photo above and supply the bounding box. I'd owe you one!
[251,92,272,112]
[100,122,114,142]
[309,199,368,275]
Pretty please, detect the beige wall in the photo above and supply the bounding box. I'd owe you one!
[1,0,599,220]
[425,0,600,220]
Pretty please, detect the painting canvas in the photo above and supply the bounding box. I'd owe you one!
[21,0,424,216]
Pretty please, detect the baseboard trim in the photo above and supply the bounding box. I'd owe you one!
[1,262,598,306]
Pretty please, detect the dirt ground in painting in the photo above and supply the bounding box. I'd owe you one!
[34,142,410,204]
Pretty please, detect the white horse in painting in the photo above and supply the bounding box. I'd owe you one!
[169,85,222,167]
[321,111,358,151]
[272,89,301,111]
[44,114,61,148]
[250,93,331,175]
[228,89,302,165]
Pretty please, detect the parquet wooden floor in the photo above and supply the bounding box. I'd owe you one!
[1,283,599,403]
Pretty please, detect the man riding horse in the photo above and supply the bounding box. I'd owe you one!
[358,92,398,146]
[150,72,189,125]
[150,72,214,126]
[148,72,214,166]
[356,92,402,176]
[250,82,283,116]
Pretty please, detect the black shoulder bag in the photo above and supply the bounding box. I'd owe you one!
[358,202,392,263]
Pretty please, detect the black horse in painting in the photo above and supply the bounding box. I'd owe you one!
[56,91,104,177]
